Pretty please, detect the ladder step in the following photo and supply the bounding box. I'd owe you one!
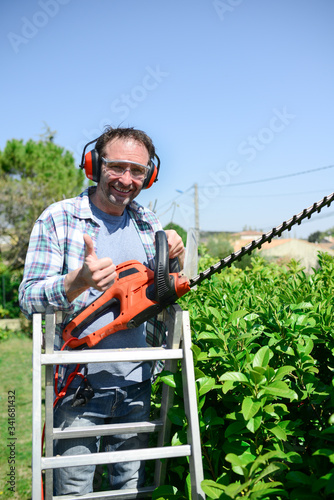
[41,347,183,365]
[53,420,163,440]
[53,485,156,499]
[42,445,191,469]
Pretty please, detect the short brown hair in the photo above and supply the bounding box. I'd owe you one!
[95,126,156,162]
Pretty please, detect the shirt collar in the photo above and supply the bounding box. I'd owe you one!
[74,187,145,220]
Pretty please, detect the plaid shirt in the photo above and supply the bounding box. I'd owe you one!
[19,187,166,352]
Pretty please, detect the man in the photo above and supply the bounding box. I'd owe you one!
[19,126,185,495]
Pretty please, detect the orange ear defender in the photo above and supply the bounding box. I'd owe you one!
[79,137,101,182]
[80,137,160,188]
[142,154,160,189]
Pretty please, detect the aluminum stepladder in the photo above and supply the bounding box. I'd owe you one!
[32,304,205,499]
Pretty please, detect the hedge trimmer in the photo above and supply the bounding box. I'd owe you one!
[63,191,334,349]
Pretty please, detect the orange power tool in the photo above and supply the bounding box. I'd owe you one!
[62,231,190,349]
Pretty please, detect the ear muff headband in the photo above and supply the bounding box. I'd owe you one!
[80,138,160,188]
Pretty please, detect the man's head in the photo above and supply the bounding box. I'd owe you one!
[90,127,157,216]
[82,126,159,187]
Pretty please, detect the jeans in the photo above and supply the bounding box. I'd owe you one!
[53,379,151,495]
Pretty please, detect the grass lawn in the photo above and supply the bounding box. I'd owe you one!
[0,334,34,500]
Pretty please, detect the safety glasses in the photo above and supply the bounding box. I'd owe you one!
[101,158,149,180]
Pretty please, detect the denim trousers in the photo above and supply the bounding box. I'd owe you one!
[53,379,152,495]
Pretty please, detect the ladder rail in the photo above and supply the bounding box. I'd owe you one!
[32,313,43,500]
[154,305,184,486]
[182,311,205,499]
[45,311,56,499]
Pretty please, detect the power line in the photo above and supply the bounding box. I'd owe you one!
[156,164,334,223]
[156,185,193,211]
[197,164,334,190]
[158,201,178,218]
[209,188,331,199]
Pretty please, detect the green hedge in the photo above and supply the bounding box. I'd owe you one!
[152,252,334,499]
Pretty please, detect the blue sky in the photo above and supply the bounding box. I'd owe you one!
[1,0,334,239]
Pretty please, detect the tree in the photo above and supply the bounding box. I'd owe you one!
[0,136,85,269]
[308,231,322,243]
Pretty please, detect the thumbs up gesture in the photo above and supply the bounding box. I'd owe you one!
[64,234,117,302]
[81,234,117,292]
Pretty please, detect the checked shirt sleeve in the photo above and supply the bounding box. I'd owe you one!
[19,213,75,318]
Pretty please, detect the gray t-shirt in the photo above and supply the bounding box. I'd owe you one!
[67,202,152,390]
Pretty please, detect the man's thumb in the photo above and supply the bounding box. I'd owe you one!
[83,234,97,259]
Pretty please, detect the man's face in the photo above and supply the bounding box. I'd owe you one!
[95,137,150,215]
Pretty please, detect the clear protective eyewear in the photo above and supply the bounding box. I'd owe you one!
[101,157,149,180]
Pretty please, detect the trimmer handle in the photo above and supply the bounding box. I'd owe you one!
[154,231,180,306]
[169,257,181,273]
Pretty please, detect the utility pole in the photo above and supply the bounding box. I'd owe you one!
[194,183,199,243]
[148,200,158,213]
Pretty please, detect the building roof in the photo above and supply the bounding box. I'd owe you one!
[260,238,334,273]
[231,234,334,273]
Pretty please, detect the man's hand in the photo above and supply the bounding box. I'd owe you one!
[81,234,117,291]
[64,234,117,302]
[164,229,185,269]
